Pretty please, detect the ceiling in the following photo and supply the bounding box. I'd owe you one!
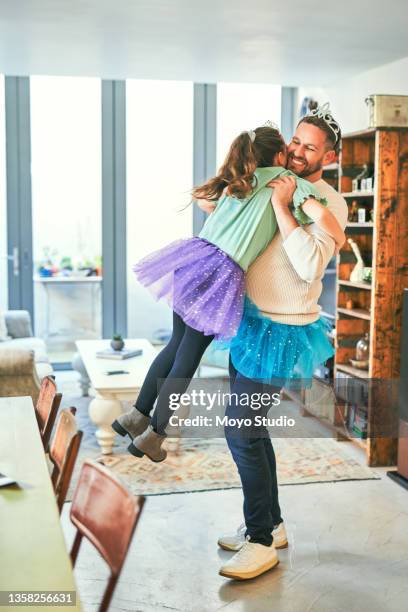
[0,0,407,85]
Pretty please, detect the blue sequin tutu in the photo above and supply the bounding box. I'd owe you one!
[217,297,334,388]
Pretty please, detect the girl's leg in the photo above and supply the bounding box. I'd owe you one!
[151,324,214,434]
[134,311,186,416]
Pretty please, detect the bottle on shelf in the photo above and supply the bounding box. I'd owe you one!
[349,200,359,222]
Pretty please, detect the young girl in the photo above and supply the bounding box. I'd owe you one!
[112,125,345,462]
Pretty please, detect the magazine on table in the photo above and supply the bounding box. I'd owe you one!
[96,348,143,360]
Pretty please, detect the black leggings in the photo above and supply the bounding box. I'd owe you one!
[135,311,214,434]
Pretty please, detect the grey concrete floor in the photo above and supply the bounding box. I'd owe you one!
[61,456,408,612]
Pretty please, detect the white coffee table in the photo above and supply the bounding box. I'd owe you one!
[76,338,158,454]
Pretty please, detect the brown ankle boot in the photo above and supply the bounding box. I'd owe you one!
[112,408,150,440]
[128,425,167,462]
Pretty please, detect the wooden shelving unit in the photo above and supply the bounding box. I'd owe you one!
[334,126,408,466]
[337,307,371,320]
[336,363,370,379]
[346,222,374,228]
[338,279,371,291]
[342,191,375,198]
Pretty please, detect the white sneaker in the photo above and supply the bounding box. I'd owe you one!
[218,522,288,551]
[219,538,279,580]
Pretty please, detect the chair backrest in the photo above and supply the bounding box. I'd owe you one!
[70,460,145,611]
[49,407,83,513]
[35,375,62,451]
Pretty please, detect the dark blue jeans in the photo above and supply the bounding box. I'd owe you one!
[225,356,283,546]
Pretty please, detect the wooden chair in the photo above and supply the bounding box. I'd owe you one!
[70,460,145,612]
[35,375,62,451]
[49,407,83,513]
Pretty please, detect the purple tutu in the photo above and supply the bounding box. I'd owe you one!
[133,237,245,339]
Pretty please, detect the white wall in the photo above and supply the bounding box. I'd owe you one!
[295,55,408,134]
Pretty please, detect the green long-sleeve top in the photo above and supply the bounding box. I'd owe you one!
[198,166,327,272]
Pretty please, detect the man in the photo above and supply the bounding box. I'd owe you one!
[216,105,348,580]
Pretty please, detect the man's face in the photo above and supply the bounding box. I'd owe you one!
[287,123,335,178]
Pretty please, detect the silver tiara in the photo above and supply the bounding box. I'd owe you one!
[247,120,280,143]
[306,102,340,143]
[247,129,256,142]
[263,120,280,130]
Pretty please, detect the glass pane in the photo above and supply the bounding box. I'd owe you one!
[217,82,282,166]
[0,75,7,311]
[30,76,102,364]
[126,80,193,342]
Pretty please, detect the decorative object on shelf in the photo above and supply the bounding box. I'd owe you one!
[346,299,354,310]
[348,238,365,283]
[349,358,369,370]
[352,164,369,192]
[358,208,366,223]
[365,95,408,128]
[110,334,125,351]
[60,256,73,271]
[363,267,372,283]
[349,200,359,222]
[36,247,102,278]
[349,332,370,370]
[347,405,368,439]
[356,332,370,361]
[94,255,103,277]
[350,164,374,193]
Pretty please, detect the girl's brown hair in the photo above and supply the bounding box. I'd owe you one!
[192,126,285,202]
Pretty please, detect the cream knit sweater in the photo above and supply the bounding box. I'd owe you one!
[245,179,348,325]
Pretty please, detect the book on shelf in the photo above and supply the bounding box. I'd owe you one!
[96,348,143,360]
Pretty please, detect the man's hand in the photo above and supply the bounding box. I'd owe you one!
[267,176,299,240]
[268,176,297,208]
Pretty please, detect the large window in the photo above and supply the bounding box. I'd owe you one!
[216,83,282,167]
[0,76,7,311]
[126,80,193,341]
[30,76,102,363]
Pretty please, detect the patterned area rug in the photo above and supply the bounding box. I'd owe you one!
[59,377,380,499]
[81,437,380,497]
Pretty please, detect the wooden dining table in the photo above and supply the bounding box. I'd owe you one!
[0,396,81,610]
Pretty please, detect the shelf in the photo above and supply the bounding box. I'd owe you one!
[346,222,374,228]
[342,191,374,198]
[337,307,371,320]
[338,280,372,290]
[342,128,376,140]
[323,163,339,172]
[336,363,370,379]
[342,126,408,139]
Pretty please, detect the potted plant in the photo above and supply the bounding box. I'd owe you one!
[110,334,125,351]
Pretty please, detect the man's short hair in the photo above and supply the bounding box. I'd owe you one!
[298,115,341,155]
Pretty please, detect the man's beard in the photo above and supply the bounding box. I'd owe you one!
[287,153,324,178]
